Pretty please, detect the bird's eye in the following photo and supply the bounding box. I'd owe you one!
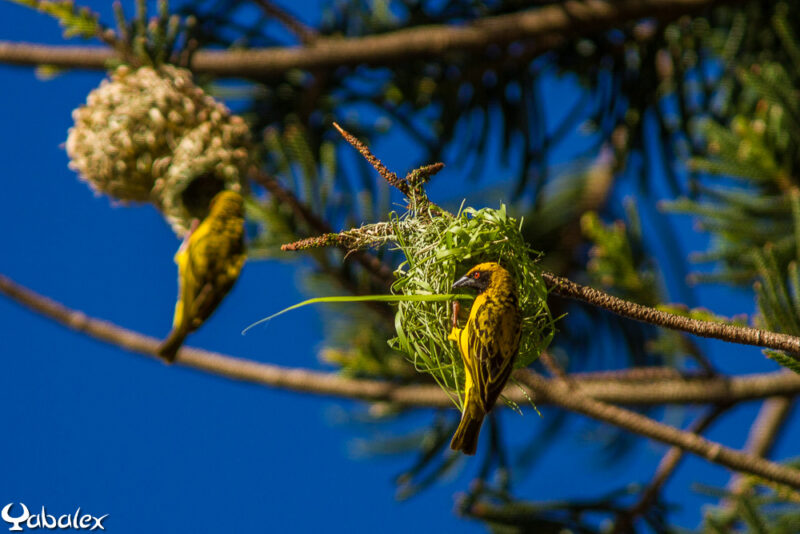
[473,272,481,279]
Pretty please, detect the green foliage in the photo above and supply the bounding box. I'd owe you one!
[11,0,195,68]
[248,122,345,258]
[10,0,99,39]
[111,0,194,67]
[742,176,800,373]
[766,350,800,374]
[754,245,800,373]
[698,472,800,533]
[754,249,800,335]
[663,3,800,283]
[581,204,659,306]
[266,120,341,219]
[579,203,714,373]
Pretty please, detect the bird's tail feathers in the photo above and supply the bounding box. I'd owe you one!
[450,406,485,455]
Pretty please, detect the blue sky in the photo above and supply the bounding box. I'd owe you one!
[1,1,798,533]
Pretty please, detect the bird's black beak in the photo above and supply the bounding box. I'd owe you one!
[452,275,472,290]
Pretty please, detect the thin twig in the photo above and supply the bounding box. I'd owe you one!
[253,0,317,45]
[543,369,800,405]
[333,122,410,197]
[0,0,741,76]
[332,123,442,214]
[543,271,800,355]
[739,397,794,461]
[683,336,719,377]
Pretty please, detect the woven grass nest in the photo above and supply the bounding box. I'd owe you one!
[387,204,555,409]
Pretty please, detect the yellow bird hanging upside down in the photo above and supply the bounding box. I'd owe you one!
[157,190,247,362]
[448,262,521,455]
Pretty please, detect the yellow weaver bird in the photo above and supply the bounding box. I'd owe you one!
[448,262,521,455]
[157,190,247,362]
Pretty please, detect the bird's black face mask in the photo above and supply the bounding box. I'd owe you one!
[452,270,491,293]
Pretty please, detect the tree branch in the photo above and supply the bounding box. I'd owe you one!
[515,371,800,489]
[552,371,800,405]
[725,396,794,502]
[5,270,800,408]
[4,272,800,487]
[613,406,729,532]
[543,272,800,355]
[0,272,440,405]
[0,0,741,76]
[738,397,794,462]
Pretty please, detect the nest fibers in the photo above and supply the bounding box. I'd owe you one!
[65,64,252,235]
[356,204,555,409]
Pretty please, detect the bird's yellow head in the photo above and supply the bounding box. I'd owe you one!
[452,262,511,293]
[208,190,244,218]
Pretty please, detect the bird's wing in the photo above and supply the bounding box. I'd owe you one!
[170,219,215,332]
[467,301,519,411]
[183,221,244,328]
[175,219,200,262]
[169,218,202,329]
[172,238,193,329]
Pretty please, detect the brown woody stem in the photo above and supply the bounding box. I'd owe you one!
[4,271,800,408]
[543,271,800,355]
[0,0,741,76]
[516,371,800,489]
[613,406,729,532]
[3,272,800,489]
